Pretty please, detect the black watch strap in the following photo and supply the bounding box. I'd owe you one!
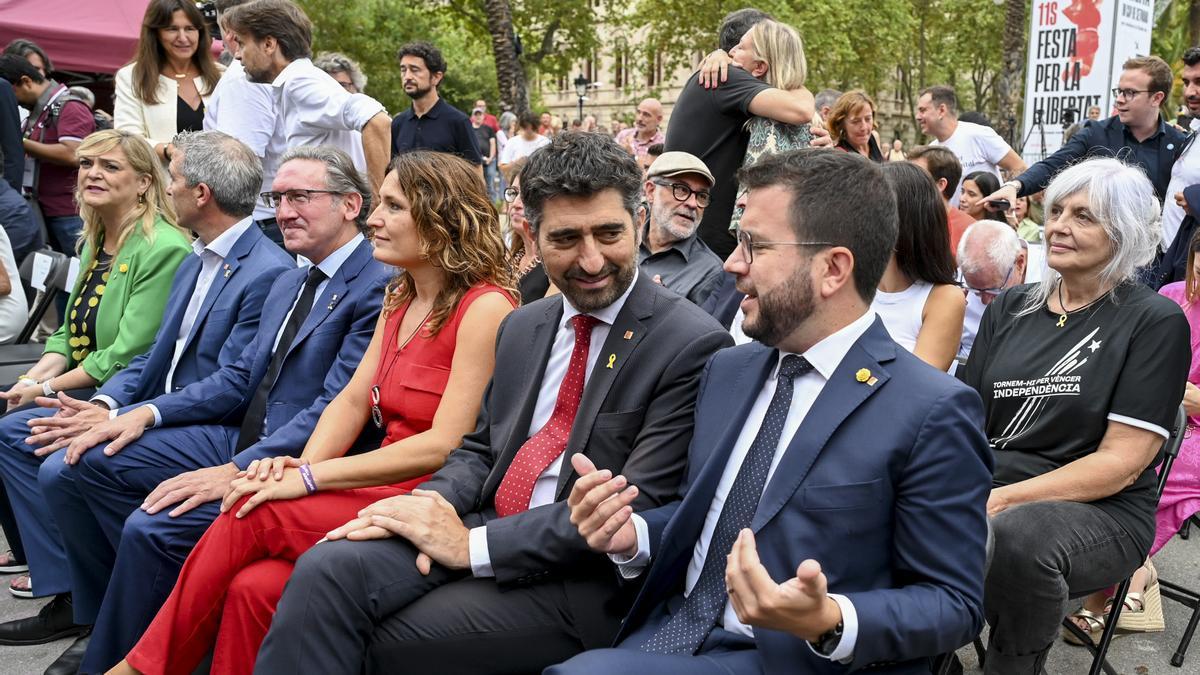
[812,620,845,656]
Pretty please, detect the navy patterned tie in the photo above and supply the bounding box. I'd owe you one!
[642,353,813,655]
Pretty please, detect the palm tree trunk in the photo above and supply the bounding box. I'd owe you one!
[482,0,530,117]
[996,0,1028,149]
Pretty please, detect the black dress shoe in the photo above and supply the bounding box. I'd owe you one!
[44,630,91,675]
[0,593,91,645]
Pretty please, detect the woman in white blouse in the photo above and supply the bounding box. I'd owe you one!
[115,0,222,163]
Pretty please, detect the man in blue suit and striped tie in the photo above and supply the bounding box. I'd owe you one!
[554,149,993,675]
[0,130,295,671]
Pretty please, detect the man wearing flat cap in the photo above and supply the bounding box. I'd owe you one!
[640,151,725,306]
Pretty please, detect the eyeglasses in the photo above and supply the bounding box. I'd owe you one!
[260,188,344,209]
[734,228,834,264]
[956,262,1015,299]
[651,180,711,208]
[1111,88,1152,100]
[503,186,520,203]
[370,385,384,429]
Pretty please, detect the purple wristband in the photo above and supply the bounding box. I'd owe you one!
[298,464,318,494]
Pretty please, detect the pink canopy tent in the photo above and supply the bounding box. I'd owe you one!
[0,0,148,74]
[0,0,220,75]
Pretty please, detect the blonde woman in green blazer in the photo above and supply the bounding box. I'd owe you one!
[2,129,191,411]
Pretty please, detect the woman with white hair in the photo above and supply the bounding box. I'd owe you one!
[959,157,1191,673]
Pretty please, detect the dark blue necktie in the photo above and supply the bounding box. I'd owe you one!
[642,353,813,655]
[236,266,326,452]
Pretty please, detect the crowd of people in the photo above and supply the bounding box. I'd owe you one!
[0,2,1194,675]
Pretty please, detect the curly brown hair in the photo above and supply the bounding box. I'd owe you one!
[382,152,518,333]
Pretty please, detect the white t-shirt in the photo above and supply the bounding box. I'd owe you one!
[500,134,550,165]
[1161,119,1200,249]
[933,121,1011,205]
[0,226,28,344]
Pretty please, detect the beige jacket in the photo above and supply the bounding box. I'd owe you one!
[114,62,221,147]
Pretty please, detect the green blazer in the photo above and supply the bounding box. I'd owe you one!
[44,214,192,383]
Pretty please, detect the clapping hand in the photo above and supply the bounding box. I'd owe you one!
[566,453,639,557]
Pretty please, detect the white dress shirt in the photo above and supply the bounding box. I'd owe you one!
[203,60,277,222]
[133,233,359,428]
[1162,118,1200,249]
[94,218,254,415]
[468,276,640,577]
[266,59,384,178]
[615,309,878,662]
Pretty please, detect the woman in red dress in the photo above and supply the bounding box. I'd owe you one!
[109,151,518,675]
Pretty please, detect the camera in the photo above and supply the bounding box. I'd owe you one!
[196,1,220,40]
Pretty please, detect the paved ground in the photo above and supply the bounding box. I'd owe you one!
[1,531,1200,674]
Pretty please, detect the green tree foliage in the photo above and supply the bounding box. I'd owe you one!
[295,0,501,114]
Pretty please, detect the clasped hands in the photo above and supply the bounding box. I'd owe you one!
[22,392,148,463]
[324,490,471,576]
[566,453,842,642]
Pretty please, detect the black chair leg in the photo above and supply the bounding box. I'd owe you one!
[1171,599,1200,667]
[1182,516,1194,540]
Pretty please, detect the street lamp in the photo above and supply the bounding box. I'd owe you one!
[574,74,590,124]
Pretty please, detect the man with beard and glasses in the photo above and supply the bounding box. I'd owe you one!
[554,148,992,675]
[253,132,731,674]
[638,151,725,306]
[389,41,483,176]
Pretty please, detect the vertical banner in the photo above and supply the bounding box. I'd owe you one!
[1021,0,1154,164]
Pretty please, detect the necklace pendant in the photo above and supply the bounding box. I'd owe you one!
[1056,314,1067,328]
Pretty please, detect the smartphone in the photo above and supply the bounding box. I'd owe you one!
[989,198,1011,211]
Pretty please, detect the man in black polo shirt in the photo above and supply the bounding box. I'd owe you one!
[987,55,1186,208]
[665,9,819,260]
[390,42,483,176]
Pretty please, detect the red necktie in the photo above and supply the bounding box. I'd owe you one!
[494,313,600,517]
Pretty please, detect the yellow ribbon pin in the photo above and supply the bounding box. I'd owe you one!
[606,354,616,369]
[855,368,871,383]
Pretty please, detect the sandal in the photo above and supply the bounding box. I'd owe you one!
[0,549,27,574]
[1063,607,1106,645]
[8,573,31,598]
[1115,561,1165,633]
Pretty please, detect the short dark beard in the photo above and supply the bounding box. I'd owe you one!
[551,259,637,313]
[406,84,432,101]
[742,260,814,347]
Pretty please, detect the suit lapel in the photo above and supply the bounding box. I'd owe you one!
[179,227,260,355]
[653,345,777,568]
[485,300,562,496]
[554,282,654,497]
[285,239,369,358]
[750,319,896,531]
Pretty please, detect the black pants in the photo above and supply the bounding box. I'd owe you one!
[983,501,1145,674]
[255,536,585,675]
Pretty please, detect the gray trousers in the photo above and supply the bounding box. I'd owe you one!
[983,500,1145,674]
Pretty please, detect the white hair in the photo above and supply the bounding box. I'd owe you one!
[958,219,1022,276]
[1018,158,1160,315]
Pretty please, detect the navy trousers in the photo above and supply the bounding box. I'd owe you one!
[0,394,95,599]
[545,601,761,675]
[45,423,239,674]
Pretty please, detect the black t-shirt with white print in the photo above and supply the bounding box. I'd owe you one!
[960,281,1190,553]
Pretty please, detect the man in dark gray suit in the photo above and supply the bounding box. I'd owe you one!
[254,132,733,674]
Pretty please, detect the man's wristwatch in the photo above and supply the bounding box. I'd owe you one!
[1003,179,1022,193]
[811,620,844,656]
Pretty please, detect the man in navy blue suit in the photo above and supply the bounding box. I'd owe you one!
[10,144,388,674]
[553,149,993,675]
[0,130,294,671]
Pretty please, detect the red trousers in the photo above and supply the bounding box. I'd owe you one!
[126,485,410,675]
